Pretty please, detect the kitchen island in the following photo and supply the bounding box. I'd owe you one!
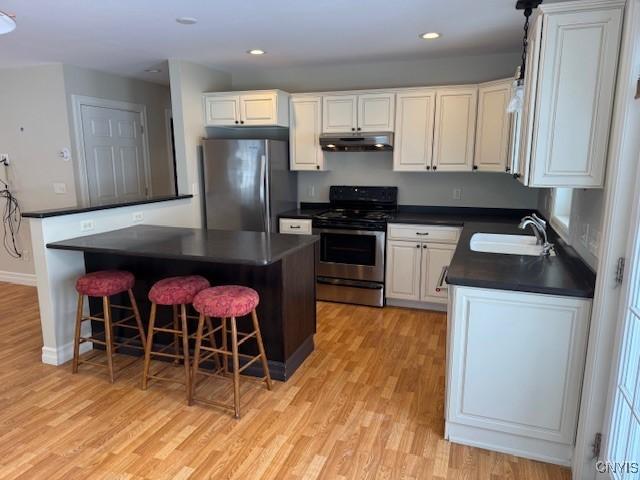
[46,225,319,381]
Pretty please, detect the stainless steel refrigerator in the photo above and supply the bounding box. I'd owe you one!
[201,139,297,233]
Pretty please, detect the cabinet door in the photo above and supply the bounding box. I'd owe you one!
[420,244,455,303]
[239,93,277,125]
[357,93,395,132]
[433,88,477,171]
[204,95,240,126]
[322,95,358,133]
[529,7,622,187]
[385,240,421,301]
[290,96,324,171]
[393,90,436,172]
[474,81,511,172]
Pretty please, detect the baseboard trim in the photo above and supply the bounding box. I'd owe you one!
[0,270,37,286]
[42,341,92,366]
[386,298,447,312]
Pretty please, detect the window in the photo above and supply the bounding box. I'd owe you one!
[550,188,573,236]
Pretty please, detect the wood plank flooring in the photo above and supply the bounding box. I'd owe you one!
[0,282,570,479]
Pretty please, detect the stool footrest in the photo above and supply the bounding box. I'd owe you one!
[153,327,183,334]
[238,355,262,373]
[237,331,257,346]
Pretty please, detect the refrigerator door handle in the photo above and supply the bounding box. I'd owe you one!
[260,154,271,234]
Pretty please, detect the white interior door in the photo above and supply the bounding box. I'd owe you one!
[80,105,148,206]
[604,164,640,477]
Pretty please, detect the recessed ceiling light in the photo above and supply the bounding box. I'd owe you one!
[419,32,441,40]
[247,49,266,55]
[176,17,197,25]
[0,11,16,35]
[145,69,162,73]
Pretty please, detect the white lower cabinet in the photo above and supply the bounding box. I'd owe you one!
[446,285,591,465]
[386,224,460,305]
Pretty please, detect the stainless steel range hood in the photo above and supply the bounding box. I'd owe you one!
[319,132,393,152]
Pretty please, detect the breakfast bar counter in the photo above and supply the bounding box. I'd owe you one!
[47,225,319,380]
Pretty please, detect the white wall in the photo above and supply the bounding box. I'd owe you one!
[299,152,539,207]
[0,64,77,279]
[62,65,174,199]
[231,52,522,92]
[539,189,603,270]
[168,59,232,226]
[231,51,540,210]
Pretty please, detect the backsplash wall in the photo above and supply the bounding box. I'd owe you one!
[298,152,540,208]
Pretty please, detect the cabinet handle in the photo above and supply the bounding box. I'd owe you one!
[416,232,429,236]
[435,266,449,293]
[289,225,301,229]
[426,165,431,170]
[422,245,427,249]
[416,244,420,248]
[316,165,320,170]
[240,120,245,124]
[432,166,437,171]
[357,127,362,131]
[473,165,478,170]
[235,120,239,124]
[351,127,356,131]
[513,173,520,179]
[505,166,511,172]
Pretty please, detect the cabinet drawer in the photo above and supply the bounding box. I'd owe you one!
[388,224,461,243]
[279,218,312,235]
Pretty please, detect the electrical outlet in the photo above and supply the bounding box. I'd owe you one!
[21,249,31,262]
[132,212,144,223]
[80,220,95,232]
[307,185,316,198]
[52,182,67,194]
[453,188,462,200]
[589,229,601,256]
[579,223,590,248]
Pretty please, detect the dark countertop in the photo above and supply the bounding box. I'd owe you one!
[280,204,595,298]
[46,225,319,266]
[22,195,193,219]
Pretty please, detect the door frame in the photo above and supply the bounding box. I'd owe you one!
[573,1,640,478]
[71,95,153,206]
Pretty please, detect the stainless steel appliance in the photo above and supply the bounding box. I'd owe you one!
[201,139,297,232]
[313,186,398,307]
[319,132,393,152]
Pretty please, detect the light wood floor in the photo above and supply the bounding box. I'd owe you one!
[0,282,570,479]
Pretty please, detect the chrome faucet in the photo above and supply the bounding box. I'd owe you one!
[519,214,554,256]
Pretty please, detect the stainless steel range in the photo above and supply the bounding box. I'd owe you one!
[313,186,398,307]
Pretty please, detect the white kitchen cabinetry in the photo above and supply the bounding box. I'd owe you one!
[515,0,623,187]
[474,80,512,172]
[203,90,289,127]
[386,224,461,306]
[289,96,325,171]
[393,90,436,171]
[446,285,591,465]
[432,87,477,172]
[322,93,395,133]
[279,218,313,235]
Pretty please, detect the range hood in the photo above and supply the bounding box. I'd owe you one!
[319,132,393,152]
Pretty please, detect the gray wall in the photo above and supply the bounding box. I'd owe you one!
[231,51,540,210]
[62,65,174,202]
[299,152,539,207]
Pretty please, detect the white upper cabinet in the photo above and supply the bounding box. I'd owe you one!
[393,90,436,171]
[518,0,623,188]
[322,93,395,133]
[322,95,358,133]
[357,93,395,132]
[474,80,512,172]
[203,90,289,127]
[289,95,325,171]
[204,95,240,126]
[433,87,478,172]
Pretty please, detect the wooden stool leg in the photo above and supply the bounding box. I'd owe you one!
[72,294,84,373]
[141,302,157,390]
[251,309,272,390]
[221,317,228,375]
[180,305,191,401]
[172,305,180,364]
[103,296,115,384]
[128,289,146,350]
[205,317,222,372]
[189,313,206,406]
[230,316,241,419]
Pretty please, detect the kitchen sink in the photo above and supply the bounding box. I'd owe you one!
[470,233,556,256]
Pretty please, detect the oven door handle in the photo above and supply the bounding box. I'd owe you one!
[312,228,386,239]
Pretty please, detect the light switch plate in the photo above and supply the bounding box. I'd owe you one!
[80,220,95,232]
[52,182,67,194]
[453,188,462,200]
[132,212,144,223]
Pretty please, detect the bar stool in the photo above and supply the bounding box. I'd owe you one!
[191,285,272,418]
[72,270,146,383]
[141,275,211,400]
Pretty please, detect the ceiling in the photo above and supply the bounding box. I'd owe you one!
[0,0,532,84]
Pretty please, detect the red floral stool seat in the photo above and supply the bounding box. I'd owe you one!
[142,276,211,400]
[72,270,146,383]
[190,285,272,418]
